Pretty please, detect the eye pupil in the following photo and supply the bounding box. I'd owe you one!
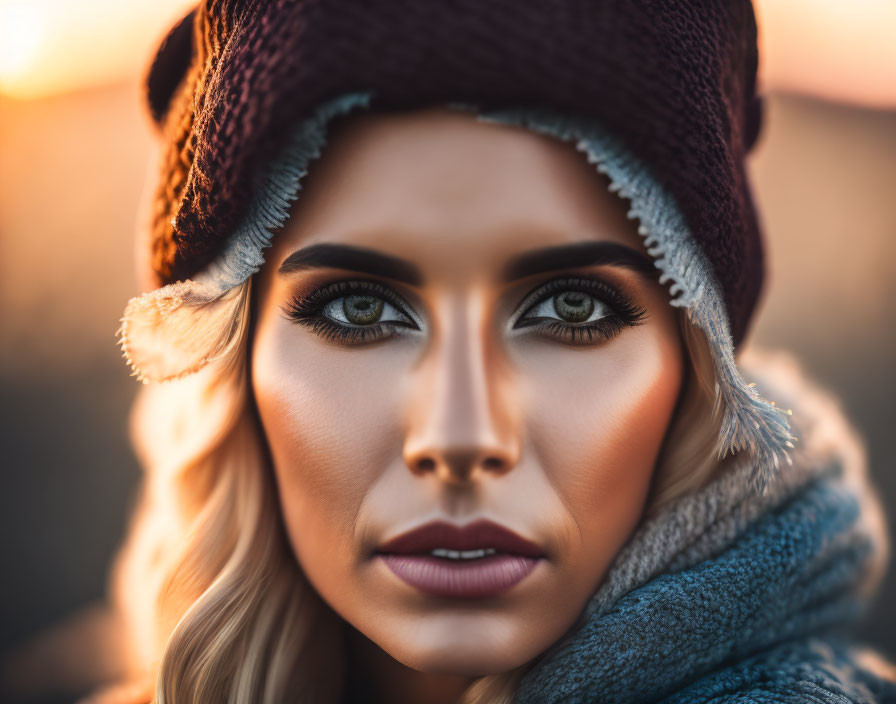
[553,291,594,323]
[343,295,384,324]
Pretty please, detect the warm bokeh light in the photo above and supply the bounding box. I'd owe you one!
[756,0,896,108]
[0,3,44,88]
[0,0,195,99]
[0,0,894,105]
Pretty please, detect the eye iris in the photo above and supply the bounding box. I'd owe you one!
[343,295,384,324]
[553,291,594,323]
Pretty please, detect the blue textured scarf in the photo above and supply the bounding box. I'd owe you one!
[514,354,895,703]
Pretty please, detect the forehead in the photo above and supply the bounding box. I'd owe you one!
[265,107,647,278]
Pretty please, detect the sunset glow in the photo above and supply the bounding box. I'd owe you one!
[755,0,896,108]
[0,3,44,91]
[0,0,894,105]
[0,0,194,99]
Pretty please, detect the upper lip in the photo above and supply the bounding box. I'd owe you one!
[375,519,545,558]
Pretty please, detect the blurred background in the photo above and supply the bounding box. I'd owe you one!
[0,0,894,701]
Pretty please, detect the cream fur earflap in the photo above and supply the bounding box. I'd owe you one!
[118,281,248,384]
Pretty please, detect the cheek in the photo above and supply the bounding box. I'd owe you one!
[521,326,682,576]
[250,322,407,576]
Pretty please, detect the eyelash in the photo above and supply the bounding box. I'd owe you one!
[281,276,647,346]
[512,276,647,345]
[281,280,419,345]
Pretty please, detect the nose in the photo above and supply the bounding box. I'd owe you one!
[402,295,520,486]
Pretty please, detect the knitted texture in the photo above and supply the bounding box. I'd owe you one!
[513,351,895,703]
[146,0,765,346]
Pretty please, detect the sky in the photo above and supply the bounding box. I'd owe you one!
[0,0,894,106]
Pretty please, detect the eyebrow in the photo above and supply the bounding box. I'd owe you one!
[278,243,424,286]
[277,240,657,285]
[501,241,657,282]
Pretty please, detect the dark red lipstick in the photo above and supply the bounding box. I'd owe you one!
[375,519,545,598]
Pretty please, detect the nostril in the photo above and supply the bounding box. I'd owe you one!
[416,457,436,472]
[408,452,513,478]
[482,456,505,471]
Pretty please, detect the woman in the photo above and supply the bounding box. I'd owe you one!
[107,1,894,702]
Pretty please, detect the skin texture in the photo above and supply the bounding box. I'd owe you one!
[251,108,684,703]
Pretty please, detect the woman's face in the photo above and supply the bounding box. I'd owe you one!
[251,108,684,676]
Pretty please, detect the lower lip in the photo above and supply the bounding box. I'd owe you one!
[377,553,542,598]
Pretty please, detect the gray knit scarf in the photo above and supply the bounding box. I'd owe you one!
[513,349,893,703]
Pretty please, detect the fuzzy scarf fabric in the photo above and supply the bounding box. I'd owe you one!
[514,350,895,703]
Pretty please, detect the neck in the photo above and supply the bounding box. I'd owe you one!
[341,622,475,704]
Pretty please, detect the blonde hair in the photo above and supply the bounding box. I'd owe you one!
[110,276,725,703]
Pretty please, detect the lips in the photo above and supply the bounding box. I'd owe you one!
[375,519,545,598]
[377,518,545,557]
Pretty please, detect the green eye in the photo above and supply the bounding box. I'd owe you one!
[522,289,611,325]
[321,293,411,328]
[552,291,594,322]
[511,276,648,345]
[343,295,384,324]
[283,279,421,346]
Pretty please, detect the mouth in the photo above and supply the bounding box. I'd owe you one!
[374,519,546,598]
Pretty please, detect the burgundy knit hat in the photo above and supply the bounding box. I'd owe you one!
[121,0,795,488]
[145,0,763,343]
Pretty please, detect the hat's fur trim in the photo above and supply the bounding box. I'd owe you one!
[117,92,373,384]
[118,91,794,488]
[117,281,248,384]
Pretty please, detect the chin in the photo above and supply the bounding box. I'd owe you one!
[374,611,548,676]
